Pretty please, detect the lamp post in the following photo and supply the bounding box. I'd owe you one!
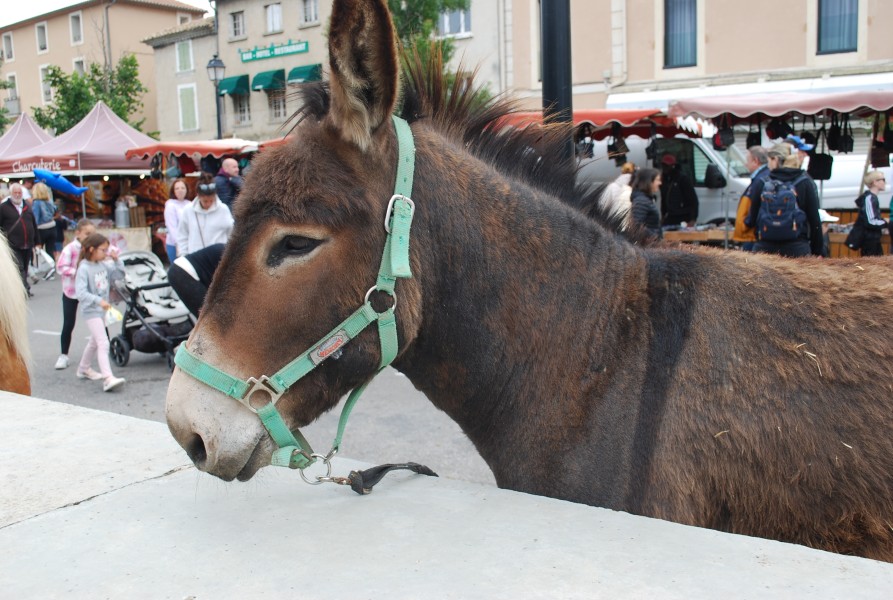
[206,54,226,139]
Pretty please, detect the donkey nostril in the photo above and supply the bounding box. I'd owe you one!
[185,433,208,467]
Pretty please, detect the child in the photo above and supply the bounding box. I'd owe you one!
[74,232,126,392]
[54,219,95,370]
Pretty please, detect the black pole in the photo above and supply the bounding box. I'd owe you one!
[215,84,222,140]
[541,0,574,161]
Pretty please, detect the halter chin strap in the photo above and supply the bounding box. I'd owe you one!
[175,115,416,472]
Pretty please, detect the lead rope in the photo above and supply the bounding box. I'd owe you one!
[175,116,438,493]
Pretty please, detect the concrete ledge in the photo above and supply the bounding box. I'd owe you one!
[2,392,892,598]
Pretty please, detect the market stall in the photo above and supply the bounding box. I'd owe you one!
[0,113,53,164]
[496,108,695,141]
[124,138,258,177]
[0,101,155,218]
[667,90,893,187]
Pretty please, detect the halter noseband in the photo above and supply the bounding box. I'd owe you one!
[174,115,416,479]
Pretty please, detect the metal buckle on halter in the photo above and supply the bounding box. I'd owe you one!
[241,375,284,412]
[384,194,415,233]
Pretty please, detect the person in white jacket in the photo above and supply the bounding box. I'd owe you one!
[177,172,234,256]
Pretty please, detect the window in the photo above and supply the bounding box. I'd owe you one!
[268,90,286,121]
[438,9,472,36]
[70,12,83,45]
[301,0,319,24]
[265,3,282,33]
[178,84,199,132]
[73,58,85,75]
[818,0,857,54]
[176,40,193,72]
[2,33,13,61]
[6,74,17,99]
[230,11,246,38]
[39,65,53,103]
[664,0,696,68]
[233,94,251,125]
[178,13,191,25]
[36,22,49,53]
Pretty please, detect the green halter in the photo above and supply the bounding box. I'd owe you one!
[174,115,416,475]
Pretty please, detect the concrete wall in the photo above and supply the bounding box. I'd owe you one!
[3,393,893,598]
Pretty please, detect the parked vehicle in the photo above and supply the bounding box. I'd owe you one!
[577,135,888,224]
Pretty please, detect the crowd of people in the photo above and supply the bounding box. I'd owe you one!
[2,140,888,395]
[0,161,240,394]
[609,135,889,258]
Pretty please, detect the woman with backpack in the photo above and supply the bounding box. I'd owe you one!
[747,143,822,258]
[852,171,887,257]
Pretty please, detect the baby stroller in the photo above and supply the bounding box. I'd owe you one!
[110,251,194,370]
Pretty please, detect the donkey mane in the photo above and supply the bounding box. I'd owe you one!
[287,45,634,240]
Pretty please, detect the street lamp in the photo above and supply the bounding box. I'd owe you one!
[206,54,226,139]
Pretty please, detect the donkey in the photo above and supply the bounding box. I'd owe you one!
[0,231,31,395]
[166,0,893,561]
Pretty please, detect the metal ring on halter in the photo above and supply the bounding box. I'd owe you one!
[241,375,284,412]
[299,453,333,485]
[384,194,415,233]
[364,285,397,312]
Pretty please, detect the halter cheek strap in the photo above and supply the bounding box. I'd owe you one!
[175,115,416,475]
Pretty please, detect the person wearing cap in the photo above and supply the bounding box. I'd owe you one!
[785,134,815,167]
[734,146,771,250]
[176,172,234,256]
[818,208,839,258]
[853,170,887,256]
[659,153,698,226]
[747,143,822,257]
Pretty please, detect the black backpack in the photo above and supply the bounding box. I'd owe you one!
[756,174,809,242]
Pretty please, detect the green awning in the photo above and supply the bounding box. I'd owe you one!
[217,75,249,96]
[287,64,322,84]
[252,69,285,91]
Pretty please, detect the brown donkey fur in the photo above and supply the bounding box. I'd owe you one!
[167,0,893,561]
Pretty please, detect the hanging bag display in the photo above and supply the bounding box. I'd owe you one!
[808,125,834,181]
[826,113,841,151]
[838,114,854,153]
[745,118,761,148]
[712,114,735,150]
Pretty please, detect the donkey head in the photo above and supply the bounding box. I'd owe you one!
[165,0,423,481]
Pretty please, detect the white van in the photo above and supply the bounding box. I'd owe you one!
[577,135,889,223]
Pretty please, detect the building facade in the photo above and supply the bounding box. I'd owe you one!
[143,18,220,141]
[143,0,892,141]
[507,0,893,111]
[145,0,504,141]
[0,0,207,135]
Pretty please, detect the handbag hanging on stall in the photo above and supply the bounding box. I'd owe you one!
[808,124,834,181]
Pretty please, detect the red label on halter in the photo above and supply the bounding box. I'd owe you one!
[310,330,348,365]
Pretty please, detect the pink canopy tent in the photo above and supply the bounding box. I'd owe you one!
[0,113,53,159]
[0,101,155,177]
[667,90,893,123]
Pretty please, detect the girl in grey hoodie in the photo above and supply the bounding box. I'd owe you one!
[75,233,126,392]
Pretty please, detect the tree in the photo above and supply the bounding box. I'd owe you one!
[387,0,470,63]
[0,60,13,134]
[32,54,147,135]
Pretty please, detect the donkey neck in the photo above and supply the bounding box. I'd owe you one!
[394,133,642,481]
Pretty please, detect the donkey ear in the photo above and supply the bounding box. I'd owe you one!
[327,0,401,151]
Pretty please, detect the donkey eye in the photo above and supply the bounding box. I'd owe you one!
[268,235,323,266]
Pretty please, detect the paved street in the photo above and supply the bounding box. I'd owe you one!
[24,273,496,486]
